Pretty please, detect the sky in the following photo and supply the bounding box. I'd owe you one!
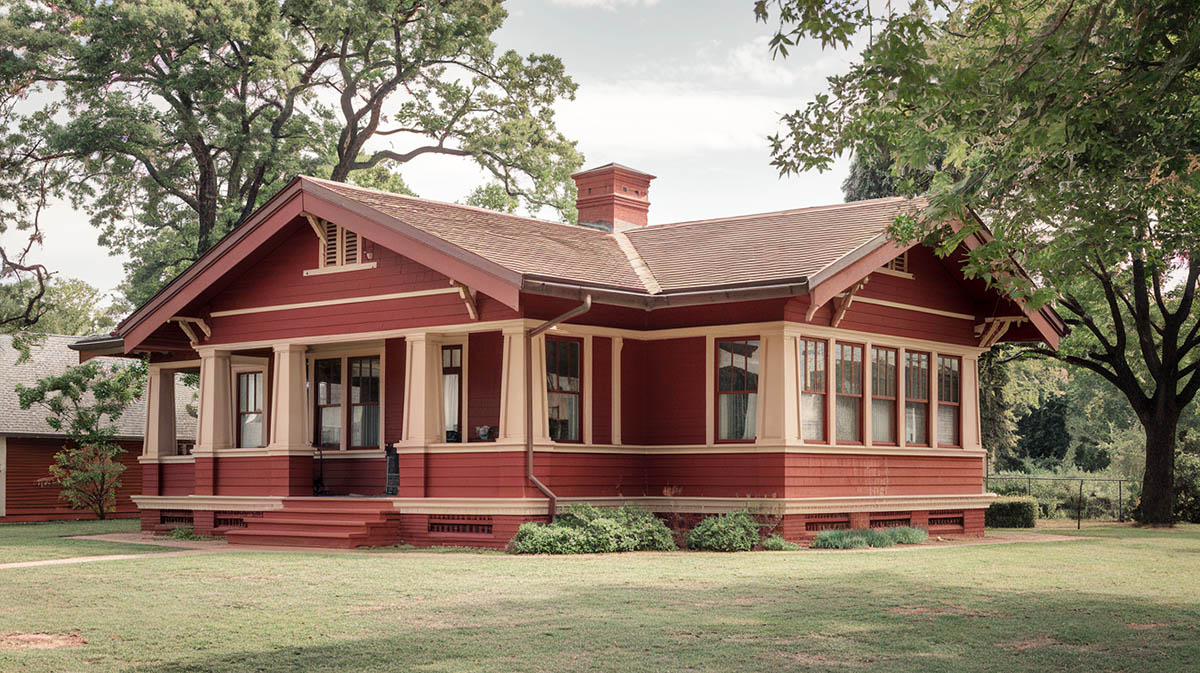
[2,0,863,299]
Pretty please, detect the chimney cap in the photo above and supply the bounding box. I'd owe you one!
[570,162,657,180]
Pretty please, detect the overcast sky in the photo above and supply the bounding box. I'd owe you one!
[3,0,862,298]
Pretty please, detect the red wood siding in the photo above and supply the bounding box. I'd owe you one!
[783,453,984,497]
[2,437,142,521]
[591,336,613,445]
[467,331,503,436]
[620,337,707,446]
[384,338,406,443]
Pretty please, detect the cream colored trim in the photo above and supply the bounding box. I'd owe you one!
[209,287,459,318]
[132,495,285,512]
[302,261,378,277]
[0,436,7,518]
[873,268,915,280]
[611,230,663,294]
[839,295,976,321]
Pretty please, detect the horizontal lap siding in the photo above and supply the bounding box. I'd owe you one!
[2,437,142,521]
[467,332,503,436]
[784,453,983,497]
[644,452,786,498]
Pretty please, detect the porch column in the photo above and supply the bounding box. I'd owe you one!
[399,333,443,447]
[194,349,233,495]
[266,344,314,495]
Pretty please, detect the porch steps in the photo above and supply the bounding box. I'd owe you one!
[225,498,401,549]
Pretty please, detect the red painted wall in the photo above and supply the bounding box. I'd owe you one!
[620,337,707,446]
[467,331,503,437]
[591,336,613,445]
[2,437,142,521]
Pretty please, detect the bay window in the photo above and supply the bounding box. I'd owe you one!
[800,338,826,442]
[937,355,961,447]
[716,338,760,441]
[871,347,897,444]
[905,351,930,445]
[236,371,264,448]
[834,342,864,443]
[546,337,582,442]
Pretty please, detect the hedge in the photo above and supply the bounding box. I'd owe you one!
[985,497,1038,528]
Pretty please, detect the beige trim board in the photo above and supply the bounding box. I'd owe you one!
[209,286,460,318]
[132,495,286,512]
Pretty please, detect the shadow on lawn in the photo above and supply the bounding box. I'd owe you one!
[125,569,1200,673]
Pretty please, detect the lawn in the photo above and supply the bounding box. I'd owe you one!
[1,523,1198,672]
[0,519,170,564]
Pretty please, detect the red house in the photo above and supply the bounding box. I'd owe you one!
[72,164,1064,548]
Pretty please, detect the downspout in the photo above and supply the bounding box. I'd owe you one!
[525,295,593,519]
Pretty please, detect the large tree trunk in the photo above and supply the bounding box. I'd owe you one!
[1139,409,1179,524]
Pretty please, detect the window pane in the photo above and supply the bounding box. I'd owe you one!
[443,372,461,442]
[938,404,960,446]
[836,395,861,442]
[905,402,928,444]
[352,404,380,448]
[801,393,825,442]
[240,413,262,448]
[872,398,896,443]
[548,392,580,441]
[319,406,342,447]
[718,392,757,441]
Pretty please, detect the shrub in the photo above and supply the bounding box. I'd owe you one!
[986,497,1038,528]
[810,527,928,549]
[508,505,676,554]
[762,534,801,551]
[686,511,761,551]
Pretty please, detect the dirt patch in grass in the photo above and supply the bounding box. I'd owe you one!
[0,632,87,650]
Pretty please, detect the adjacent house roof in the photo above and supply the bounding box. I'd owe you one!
[0,334,196,440]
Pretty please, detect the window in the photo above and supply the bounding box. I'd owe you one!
[716,338,760,441]
[871,347,897,444]
[800,338,826,442]
[546,337,582,442]
[834,343,864,443]
[319,220,361,268]
[937,355,961,447]
[236,371,264,448]
[905,351,930,445]
[314,359,342,448]
[442,345,463,443]
[348,357,380,448]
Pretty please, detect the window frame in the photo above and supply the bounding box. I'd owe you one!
[834,341,865,445]
[936,354,963,448]
[714,336,761,444]
[800,337,828,444]
[904,350,931,447]
[235,369,265,449]
[870,346,899,446]
[545,335,585,444]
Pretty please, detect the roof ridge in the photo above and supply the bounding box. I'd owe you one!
[640,196,913,233]
[298,175,611,236]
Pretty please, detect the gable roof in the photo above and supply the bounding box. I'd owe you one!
[0,334,196,440]
[97,175,1065,352]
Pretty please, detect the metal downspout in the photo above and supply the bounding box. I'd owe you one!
[525,295,593,519]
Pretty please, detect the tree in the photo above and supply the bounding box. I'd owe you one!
[1,0,582,305]
[757,0,1200,523]
[15,360,146,518]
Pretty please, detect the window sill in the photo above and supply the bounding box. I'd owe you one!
[303,261,377,276]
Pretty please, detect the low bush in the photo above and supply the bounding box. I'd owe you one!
[508,505,676,554]
[986,497,1038,528]
[810,526,928,549]
[761,534,801,551]
[686,511,761,551]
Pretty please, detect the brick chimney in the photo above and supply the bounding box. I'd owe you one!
[571,163,656,231]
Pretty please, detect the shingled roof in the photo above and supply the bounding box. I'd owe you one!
[0,334,196,440]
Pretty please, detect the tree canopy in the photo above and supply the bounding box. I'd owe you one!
[757,0,1200,522]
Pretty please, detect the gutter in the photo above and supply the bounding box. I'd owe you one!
[525,295,593,519]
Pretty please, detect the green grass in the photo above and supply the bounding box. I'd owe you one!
[0,519,171,564]
[1,524,1199,672]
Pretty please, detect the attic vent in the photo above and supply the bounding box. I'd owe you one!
[883,251,909,274]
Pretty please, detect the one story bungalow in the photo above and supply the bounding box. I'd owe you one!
[0,334,195,522]
[71,163,1064,547]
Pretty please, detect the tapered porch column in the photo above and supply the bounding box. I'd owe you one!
[266,343,314,495]
[193,349,232,495]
